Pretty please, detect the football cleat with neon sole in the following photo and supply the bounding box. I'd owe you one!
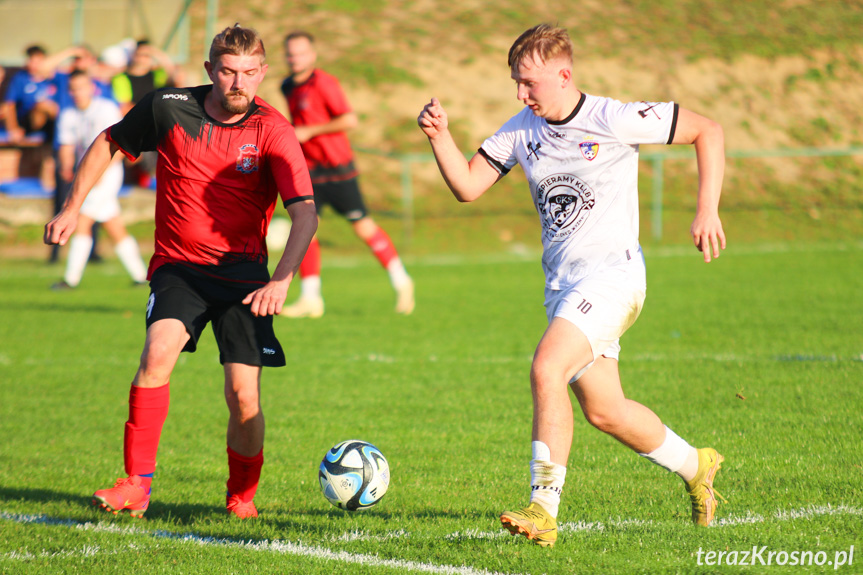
[394,279,415,315]
[280,295,324,318]
[685,447,726,526]
[226,493,258,519]
[500,502,557,547]
[92,475,150,518]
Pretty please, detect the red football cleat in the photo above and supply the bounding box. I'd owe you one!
[226,493,258,519]
[92,475,150,518]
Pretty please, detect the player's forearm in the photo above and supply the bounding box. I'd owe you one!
[428,132,487,202]
[305,112,358,138]
[272,201,319,282]
[58,145,76,181]
[62,130,118,213]
[3,103,20,131]
[693,120,725,215]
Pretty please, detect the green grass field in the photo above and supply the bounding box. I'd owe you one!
[1,240,861,574]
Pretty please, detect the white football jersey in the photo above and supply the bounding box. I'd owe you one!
[58,97,124,190]
[479,93,677,288]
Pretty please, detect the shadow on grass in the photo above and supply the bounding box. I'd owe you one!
[1,484,485,539]
[0,485,221,524]
[0,301,138,315]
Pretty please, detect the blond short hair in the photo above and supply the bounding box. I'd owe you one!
[209,24,266,64]
[508,24,573,71]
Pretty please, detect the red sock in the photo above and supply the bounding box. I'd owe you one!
[124,383,170,481]
[298,237,321,278]
[227,446,264,502]
[365,227,398,268]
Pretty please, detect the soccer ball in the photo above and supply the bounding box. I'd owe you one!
[319,440,390,511]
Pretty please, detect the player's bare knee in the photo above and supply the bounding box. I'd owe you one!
[226,387,261,420]
[136,343,179,384]
[530,359,569,394]
[132,361,171,388]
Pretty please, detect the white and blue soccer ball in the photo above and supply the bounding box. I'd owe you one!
[319,440,390,511]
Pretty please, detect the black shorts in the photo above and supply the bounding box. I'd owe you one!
[145,262,286,367]
[313,177,368,221]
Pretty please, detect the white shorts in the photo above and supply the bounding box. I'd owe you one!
[544,247,647,381]
[79,163,124,223]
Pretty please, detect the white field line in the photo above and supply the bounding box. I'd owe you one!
[343,351,863,365]
[3,505,861,566]
[447,505,863,541]
[10,351,861,369]
[0,511,519,575]
[446,517,652,541]
[3,542,149,561]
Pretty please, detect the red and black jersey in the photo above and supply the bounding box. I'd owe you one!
[280,70,358,184]
[107,85,313,278]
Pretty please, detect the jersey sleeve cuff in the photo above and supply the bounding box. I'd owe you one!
[478,147,510,175]
[283,194,315,208]
[666,103,680,145]
[106,126,138,161]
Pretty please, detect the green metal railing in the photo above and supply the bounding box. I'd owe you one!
[641,146,863,240]
[357,146,863,246]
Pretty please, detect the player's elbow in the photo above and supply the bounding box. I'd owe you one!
[704,118,724,141]
[451,186,484,203]
[693,118,724,148]
[342,112,359,131]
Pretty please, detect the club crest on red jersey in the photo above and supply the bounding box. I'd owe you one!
[236,144,260,174]
[579,139,599,161]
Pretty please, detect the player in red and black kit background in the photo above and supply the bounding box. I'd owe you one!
[279,30,414,318]
[44,25,318,519]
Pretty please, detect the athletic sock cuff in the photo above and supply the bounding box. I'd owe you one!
[227,446,264,464]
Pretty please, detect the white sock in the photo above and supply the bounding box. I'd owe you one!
[528,441,566,518]
[386,257,412,289]
[300,276,322,299]
[639,426,698,481]
[64,235,93,287]
[114,236,148,283]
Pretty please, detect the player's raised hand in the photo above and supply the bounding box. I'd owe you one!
[417,98,448,138]
[690,211,726,263]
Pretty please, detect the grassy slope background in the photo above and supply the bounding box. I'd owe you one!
[2,0,862,256]
[178,0,863,255]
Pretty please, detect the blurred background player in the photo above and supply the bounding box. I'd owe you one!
[418,24,727,546]
[2,45,58,145]
[112,39,179,189]
[44,44,115,264]
[280,30,414,318]
[51,70,147,290]
[44,25,318,520]
[111,39,178,114]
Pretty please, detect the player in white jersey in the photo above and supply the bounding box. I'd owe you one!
[52,70,147,290]
[418,24,727,546]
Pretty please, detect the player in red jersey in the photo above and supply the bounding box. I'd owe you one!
[279,30,414,318]
[44,25,318,519]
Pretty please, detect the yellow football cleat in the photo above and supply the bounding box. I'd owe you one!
[500,502,557,547]
[685,447,726,526]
